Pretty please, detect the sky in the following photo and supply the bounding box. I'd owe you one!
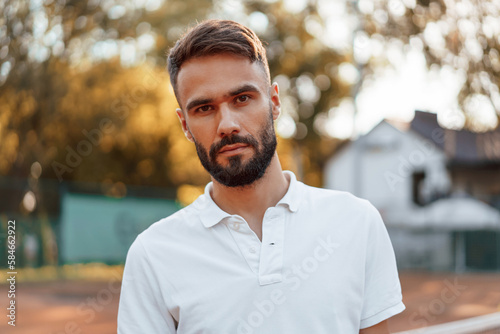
[354,48,466,137]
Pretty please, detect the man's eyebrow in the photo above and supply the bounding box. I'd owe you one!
[186,98,213,112]
[227,84,260,97]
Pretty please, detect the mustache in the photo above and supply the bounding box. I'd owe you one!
[209,134,258,160]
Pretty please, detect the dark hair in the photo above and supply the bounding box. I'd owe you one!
[167,19,270,99]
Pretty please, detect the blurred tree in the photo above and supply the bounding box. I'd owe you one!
[235,0,500,184]
[0,0,214,189]
[1,0,344,191]
[355,0,500,132]
[4,0,498,193]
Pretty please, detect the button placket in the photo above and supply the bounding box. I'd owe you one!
[225,216,261,274]
[258,209,285,285]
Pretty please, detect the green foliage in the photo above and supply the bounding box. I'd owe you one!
[0,0,212,187]
[1,0,498,191]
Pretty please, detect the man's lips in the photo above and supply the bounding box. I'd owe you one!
[218,143,250,155]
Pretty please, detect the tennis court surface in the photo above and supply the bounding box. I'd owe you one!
[1,271,499,333]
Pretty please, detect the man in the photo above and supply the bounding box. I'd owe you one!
[118,19,405,333]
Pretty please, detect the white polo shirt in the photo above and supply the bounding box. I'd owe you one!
[118,171,405,333]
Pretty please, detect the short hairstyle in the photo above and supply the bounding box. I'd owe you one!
[167,19,270,99]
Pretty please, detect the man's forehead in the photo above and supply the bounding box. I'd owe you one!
[176,54,269,108]
[177,54,268,83]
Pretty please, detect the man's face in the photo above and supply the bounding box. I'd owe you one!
[175,53,281,187]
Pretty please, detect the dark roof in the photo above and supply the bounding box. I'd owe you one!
[410,110,445,150]
[410,110,500,165]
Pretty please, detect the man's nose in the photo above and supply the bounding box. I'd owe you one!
[217,104,240,137]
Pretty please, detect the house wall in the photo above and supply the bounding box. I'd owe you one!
[324,119,500,272]
[324,121,450,224]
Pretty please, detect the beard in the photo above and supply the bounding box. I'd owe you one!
[192,111,277,188]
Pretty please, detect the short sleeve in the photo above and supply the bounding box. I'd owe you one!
[118,236,177,334]
[360,202,405,329]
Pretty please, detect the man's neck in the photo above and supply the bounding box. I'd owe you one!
[210,154,289,240]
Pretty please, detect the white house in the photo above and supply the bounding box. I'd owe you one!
[324,111,500,271]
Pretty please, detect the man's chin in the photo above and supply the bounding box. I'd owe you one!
[215,153,251,167]
[209,163,262,187]
[212,173,262,188]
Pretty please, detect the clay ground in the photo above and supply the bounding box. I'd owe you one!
[1,271,499,334]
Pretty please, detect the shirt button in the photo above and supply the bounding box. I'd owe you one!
[249,246,256,253]
[231,223,240,231]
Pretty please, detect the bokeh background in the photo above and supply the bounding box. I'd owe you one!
[1,0,500,333]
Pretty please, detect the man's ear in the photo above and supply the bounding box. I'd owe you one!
[270,83,281,120]
[176,108,194,142]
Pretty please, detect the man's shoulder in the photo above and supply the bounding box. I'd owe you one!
[298,183,381,223]
[298,184,384,238]
[137,200,201,241]
[302,183,372,209]
[124,199,208,264]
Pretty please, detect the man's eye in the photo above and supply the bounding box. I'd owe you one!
[196,105,212,113]
[236,95,250,103]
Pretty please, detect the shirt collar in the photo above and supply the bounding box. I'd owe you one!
[277,170,301,213]
[193,182,232,228]
[194,170,302,228]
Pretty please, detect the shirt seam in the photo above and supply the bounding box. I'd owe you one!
[361,299,404,321]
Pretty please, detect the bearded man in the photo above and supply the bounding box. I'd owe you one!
[118,19,405,334]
